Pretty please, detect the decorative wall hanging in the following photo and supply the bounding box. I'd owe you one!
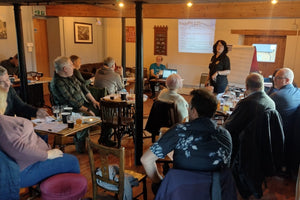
[74,22,93,44]
[0,20,7,39]
[154,25,168,55]
[126,26,136,43]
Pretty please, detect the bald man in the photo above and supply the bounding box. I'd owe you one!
[224,73,276,162]
[149,56,166,98]
[270,68,300,133]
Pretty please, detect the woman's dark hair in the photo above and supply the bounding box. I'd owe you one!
[190,89,217,118]
[70,55,79,64]
[213,40,228,55]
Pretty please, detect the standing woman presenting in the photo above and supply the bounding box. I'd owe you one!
[206,40,231,94]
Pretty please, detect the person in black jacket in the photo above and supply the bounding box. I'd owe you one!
[0,65,48,119]
[223,73,275,163]
[223,73,284,199]
[205,40,231,95]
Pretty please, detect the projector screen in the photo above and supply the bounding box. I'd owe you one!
[178,19,216,53]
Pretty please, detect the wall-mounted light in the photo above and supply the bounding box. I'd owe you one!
[187,2,193,7]
[271,0,278,4]
[96,18,101,25]
[119,2,124,7]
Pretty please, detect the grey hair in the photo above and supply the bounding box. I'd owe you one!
[0,66,7,76]
[166,73,183,90]
[281,68,294,83]
[54,56,69,72]
[104,57,115,68]
[246,72,264,91]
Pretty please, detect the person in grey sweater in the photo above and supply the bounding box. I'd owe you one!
[94,57,124,95]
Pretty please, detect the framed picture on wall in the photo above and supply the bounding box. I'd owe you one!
[0,20,7,39]
[74,22,93,44]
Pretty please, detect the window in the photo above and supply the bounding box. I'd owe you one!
[252,44,277,63]
[178,19,216,53]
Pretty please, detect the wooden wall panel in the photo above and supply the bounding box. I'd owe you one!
[46,1,300,19]
[244,35,286,77]
[231,30,297,36]
[33,19,50,95]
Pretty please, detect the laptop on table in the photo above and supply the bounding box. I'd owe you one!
[161,69,177,79]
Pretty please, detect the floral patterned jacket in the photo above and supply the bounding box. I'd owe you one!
[151,117,232,171]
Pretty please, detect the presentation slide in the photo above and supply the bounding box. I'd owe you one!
[178,19,216,53]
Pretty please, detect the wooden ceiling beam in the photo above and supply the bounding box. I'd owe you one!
[231,30,298,36]
[46,1,300,18]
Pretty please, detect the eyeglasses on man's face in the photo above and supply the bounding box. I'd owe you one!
[274,76,287,80]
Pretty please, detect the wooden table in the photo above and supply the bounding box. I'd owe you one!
[34,117,101,150]
[102,93,148,104]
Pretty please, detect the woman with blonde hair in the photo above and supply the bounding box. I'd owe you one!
[157,73,189,122]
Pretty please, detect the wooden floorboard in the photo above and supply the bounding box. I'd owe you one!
[19,92,297,200]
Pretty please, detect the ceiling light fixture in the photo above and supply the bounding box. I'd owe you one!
[187,2,193,7]
[119,2,124,7]
[271,0,278,4]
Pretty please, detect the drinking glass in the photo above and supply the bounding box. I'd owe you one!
[67,115,75,128]
[52,106,60,120]
[75,113,83,126]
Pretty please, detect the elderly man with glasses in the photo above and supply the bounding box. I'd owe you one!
[271,68,300,177]
[0,65,48,119]
[270,68,300,133]
[50,56,100,153]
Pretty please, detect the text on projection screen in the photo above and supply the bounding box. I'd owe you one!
[178,19,216,53]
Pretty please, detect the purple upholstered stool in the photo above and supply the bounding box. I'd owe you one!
[40,173,87,200]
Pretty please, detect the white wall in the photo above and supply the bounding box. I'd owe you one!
[104,18,300,87]
[1,5,300,85]
[0,6,17,61]
[58,17,105,64]
[0,6,36,72]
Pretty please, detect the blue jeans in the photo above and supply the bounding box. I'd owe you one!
[20,154,80,188]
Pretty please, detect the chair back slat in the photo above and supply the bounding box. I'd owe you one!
[87,137,125,199]
[100,99,135,147]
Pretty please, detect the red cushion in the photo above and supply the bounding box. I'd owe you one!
[40,173,87,200]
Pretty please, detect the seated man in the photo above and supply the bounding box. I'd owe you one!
[270,68,300,174]
[270,68,300,134]
[149,56,166,98]
[0,89,80,198]
[0,54,19,77]
[223,73,276,162]
[94,57,124,95]
[157,73,188,122]
[0,65,49,143]
[93,57,125,147]
[0,66,48,119]
[141,89,232,195]
[224,73,284,199]
[50,56,100,153]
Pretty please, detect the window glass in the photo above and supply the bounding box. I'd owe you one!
[253,44,277,63]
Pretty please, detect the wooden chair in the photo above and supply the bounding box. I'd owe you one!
[100,99,135,148]
[87,137,147,200]
[199,73,208,88]
[87,86,108,102]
